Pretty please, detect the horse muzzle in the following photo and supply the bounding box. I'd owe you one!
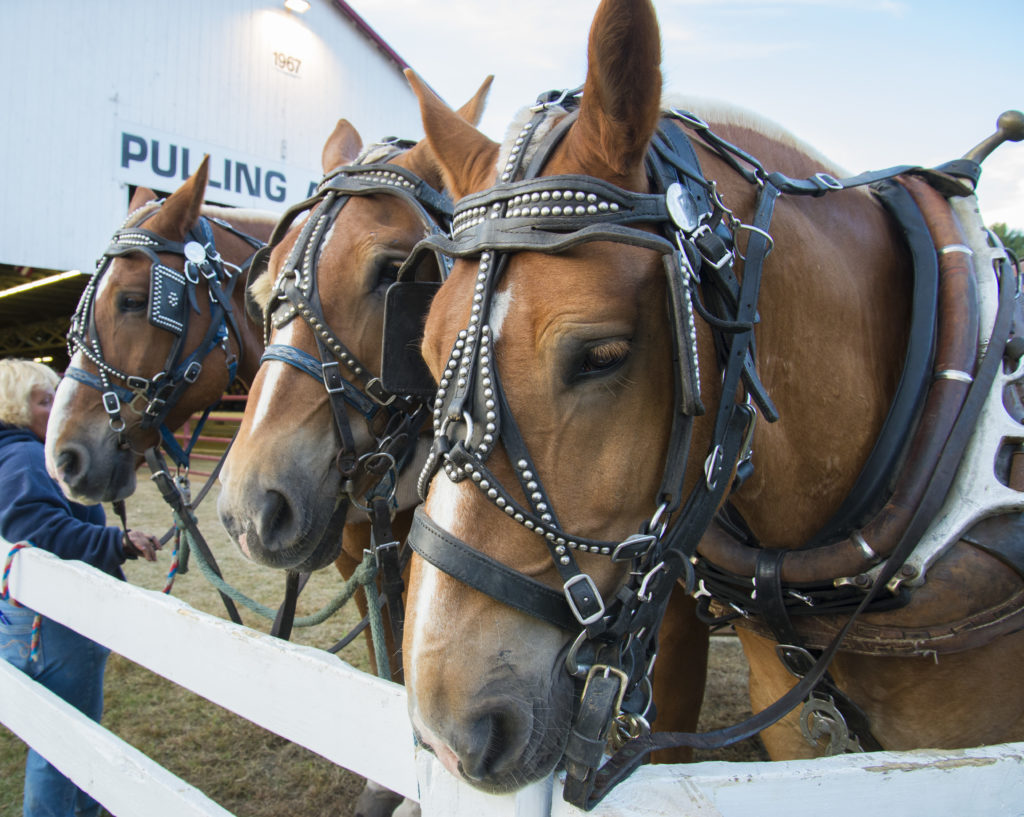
[217,481,347,572]
[47,436,137,504]
[407,643,575,793]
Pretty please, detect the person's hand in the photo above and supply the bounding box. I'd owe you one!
[122,530,161,562]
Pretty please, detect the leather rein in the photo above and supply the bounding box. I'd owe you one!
[396,88,1006,809]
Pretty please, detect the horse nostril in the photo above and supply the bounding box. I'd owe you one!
[56,447,84,482]
[460,708,530,782]
[258,489,296,552]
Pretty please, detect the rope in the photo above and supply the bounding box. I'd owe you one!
[176,507,385,630]
[2,543,42,661]
[178,515,392,677]
[362,568,392,680]
[162,527,180,594]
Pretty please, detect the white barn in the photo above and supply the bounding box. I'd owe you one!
[0,0,426,363]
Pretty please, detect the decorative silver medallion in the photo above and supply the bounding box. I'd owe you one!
[184,241,207,264]
[665,182,699,233]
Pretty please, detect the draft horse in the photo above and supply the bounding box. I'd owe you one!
[46,156,272,504]
[216,83,491,817]
[397,0,1024,808]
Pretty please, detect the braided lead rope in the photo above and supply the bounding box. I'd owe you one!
[361,569,391,680]
[162,527,181,594]
[2,543,42,661]
[176,516,385,630]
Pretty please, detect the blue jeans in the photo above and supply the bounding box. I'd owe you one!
[0,598,109,817]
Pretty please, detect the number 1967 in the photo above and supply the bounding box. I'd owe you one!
[274,52,302,76]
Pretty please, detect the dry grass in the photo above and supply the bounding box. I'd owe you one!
[0,477,765,816]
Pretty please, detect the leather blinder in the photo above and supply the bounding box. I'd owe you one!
[149,263,188,335]
[381,281,441,398]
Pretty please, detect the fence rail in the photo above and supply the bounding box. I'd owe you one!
[2,537,1022,816]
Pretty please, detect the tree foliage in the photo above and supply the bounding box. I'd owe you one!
[991,222,1024,259]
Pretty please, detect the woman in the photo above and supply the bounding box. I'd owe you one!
[0,358,161,817]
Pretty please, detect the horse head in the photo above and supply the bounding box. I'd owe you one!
[401,0,692,790]
[216,78,492,573]
[46,158,272,502]
[402,0,909,793]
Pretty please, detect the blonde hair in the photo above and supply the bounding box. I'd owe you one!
[0,359,60,427]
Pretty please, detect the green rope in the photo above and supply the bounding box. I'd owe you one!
[176,511,371,627]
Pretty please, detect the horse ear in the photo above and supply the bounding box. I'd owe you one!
[321,119,364,173]
[568,0,662,186]
[128,186,158,213]
[455,74,494,127]
[404,75,495,192]
[405,69,499,199]
[147,155,210,242]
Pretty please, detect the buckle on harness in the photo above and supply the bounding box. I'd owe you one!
[321,361,347,395]
[813,172,844,192]
[126,376,149,391]
[564,574,605,626]
[582,664,629,717]
[365,377,396,407]
[611,533,656,562]
[693,226,733,271]
[183,361,202,383]
[101,391,121,415]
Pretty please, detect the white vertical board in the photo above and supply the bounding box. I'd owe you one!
[0,0,424,272]
[0,659,234,817]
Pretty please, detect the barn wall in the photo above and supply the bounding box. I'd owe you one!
[0,0,423,273]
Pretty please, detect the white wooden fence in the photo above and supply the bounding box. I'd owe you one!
[2,536,1023,817]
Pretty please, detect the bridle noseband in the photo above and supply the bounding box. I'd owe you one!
[66,203,263,468]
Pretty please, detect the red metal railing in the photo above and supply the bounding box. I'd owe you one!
[170,393,246,478]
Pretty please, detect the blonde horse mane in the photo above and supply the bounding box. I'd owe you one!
[494,94,849,181]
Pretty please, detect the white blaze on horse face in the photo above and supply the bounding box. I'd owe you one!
[410,473,466,686]
[409,282,518,672]
[248,320,298,436]
[488,283,515,343]
[45,351,91,484]
[93,261,117,302]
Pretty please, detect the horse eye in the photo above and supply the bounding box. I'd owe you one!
[577,339,631,379]
[118,292,148,312]
[373,257,403,291]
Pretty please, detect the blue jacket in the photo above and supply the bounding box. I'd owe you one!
[0,423,126,579]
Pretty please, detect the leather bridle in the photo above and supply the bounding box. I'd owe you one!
[251,141,452,645]
[66,203,263,468]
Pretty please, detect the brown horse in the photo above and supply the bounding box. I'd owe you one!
[46,157,274,503]
[216,82,492,817]
[398,0,1024,803]
[217,78,492,581]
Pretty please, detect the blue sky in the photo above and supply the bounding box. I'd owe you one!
[352,0,1023,228]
